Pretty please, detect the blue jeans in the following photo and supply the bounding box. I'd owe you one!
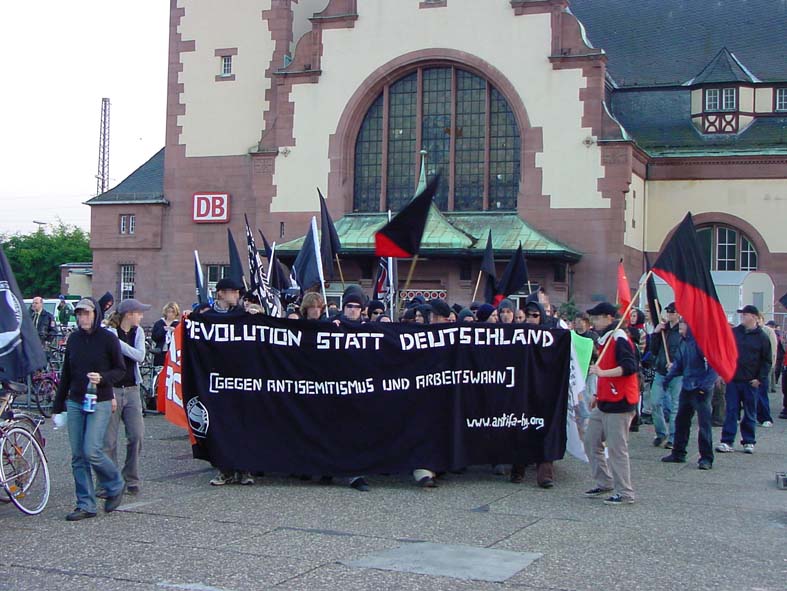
[721,381,757,446]
[672,388,714,464]
[650,373,682,441]
[756,377,772,423]
[66,400,124,513]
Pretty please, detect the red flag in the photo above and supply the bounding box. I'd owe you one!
[616,259,631,315]
[652,213,738,382]
[375,176,439,257]
[157,319,193,441]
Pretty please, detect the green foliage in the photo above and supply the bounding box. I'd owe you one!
[558,299,580,321]
[1,222,91,297]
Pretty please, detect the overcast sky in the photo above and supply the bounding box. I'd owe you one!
[1,1,169,236]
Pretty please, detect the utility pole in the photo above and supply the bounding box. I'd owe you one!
[96,97,110,196]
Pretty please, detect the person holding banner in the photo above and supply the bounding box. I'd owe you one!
[584,302,639,506]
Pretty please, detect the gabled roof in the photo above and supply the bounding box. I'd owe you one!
[685,48,760,86]
[569,0,787,87]
[277,211,581,261]
[86,148,167,205]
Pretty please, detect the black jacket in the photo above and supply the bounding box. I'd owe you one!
[732,324,772,383]
[151,318,179,366]
[30,308,57,343]
[648,322,682,375]
[53,299,125,414]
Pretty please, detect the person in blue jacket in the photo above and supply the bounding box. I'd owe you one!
[660,321,718,470]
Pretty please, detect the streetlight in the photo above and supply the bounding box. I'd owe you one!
[32,220,48,230]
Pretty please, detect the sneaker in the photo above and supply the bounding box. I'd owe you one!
[66,508,97,521]
[653,436,665,447]
[584,487,613,498]
[743,443,755,454]
[698,461,712,470]
[761,421,773,428]
[664,441,673,450]
[715,442,734,453]
[418,476,437,488]
[209,471,237,486]
[104,492,123,513]
[125,486,140,496]
[350,477,370,492]
[603,494,635,506]
[778,410,787,420]
[237,472,255,486]
[661,454,686,463]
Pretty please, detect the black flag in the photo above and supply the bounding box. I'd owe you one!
[779,291,787,310]
[644,253,662,327]
[495,243,529,302]
[227,229,247,292]
[0,245,46,381]
[318,189,341,280]
[480,230,496,304]
[291,218,324,293]
[259,229,290,292]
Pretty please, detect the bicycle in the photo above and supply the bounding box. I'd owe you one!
[0,381,50,515]
[30,367,59,418]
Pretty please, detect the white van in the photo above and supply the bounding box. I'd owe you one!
[23,298,78,329]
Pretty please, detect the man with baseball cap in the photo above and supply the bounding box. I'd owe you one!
[103,298,151,496]
[583,302,639,505]
[716,305,772,454]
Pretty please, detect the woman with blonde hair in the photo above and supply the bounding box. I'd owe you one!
[151,302,180,367]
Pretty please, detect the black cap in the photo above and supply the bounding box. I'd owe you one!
[216,278,243,291]
[664,302,677,313]
[343,292,364,307]
[586,302,617,317]
[737,304,760,315]
[430,299,452,319]
[366,300,385,315]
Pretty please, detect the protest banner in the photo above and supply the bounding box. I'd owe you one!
[177,314,571,476]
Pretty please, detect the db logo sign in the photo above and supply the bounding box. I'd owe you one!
[193,193,230,223]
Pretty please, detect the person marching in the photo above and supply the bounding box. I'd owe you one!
[52,297,126,520]
[103,298,151,495]
[583,302,639,506]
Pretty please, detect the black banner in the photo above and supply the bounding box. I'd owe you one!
[181,314,570,476]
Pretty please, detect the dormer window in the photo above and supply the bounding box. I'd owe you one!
[705,87,736,112]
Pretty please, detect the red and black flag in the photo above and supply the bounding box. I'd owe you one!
[375,176,439,258]
[494,243,529,305]
[480,230,497,304]
[652,213,738,382]
[318,188,341,280]
[644,253,662,326]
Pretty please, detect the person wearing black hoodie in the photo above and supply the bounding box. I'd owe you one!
[52,297,126,521]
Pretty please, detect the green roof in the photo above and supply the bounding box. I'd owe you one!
[277,210,581,261]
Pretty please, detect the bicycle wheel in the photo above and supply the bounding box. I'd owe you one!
[0,426,50,515]
[4,413,46,449]
[32,378,56,418]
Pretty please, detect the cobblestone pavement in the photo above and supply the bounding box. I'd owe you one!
[1,391,785,591]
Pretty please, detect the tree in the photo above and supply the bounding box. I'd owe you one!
[1,223,91,297]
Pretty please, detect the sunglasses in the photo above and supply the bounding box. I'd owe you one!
[371,310,383,315]
[526,312,541,318]
[345,303,361,309]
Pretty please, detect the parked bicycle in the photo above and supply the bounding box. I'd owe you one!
[30,367,59,418]
[0,381,50,515]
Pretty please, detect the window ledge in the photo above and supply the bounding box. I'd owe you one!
[215,74,236,82]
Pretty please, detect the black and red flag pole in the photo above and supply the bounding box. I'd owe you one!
[651,212,738,382]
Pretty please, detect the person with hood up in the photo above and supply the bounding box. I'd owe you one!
[510,300,557,488]
[476,303,497,323]
[52,297,126,521]
[660,321,717,470]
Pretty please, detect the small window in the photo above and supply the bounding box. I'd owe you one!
[698,224,758,272]
[722,88,736,111]
[207,264,230,297]
[221,55,232,76]
[705,89,720,111]
[776,88,787,112]
[120,264,135,300]
[119,215,127,234]
[128,214,136,235]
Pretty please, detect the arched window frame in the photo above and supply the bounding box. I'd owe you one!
[696,224,758,271]
[353,63,521,213]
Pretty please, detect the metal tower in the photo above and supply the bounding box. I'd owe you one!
[96,97,111,196]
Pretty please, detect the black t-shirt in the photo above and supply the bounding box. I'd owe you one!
[115,326,138,387]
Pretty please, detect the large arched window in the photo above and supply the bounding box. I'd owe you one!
[696,225,758,271]
[353,66,521,212]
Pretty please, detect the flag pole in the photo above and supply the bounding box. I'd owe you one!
[651,298,672,365]
[335,254,346,290]
[471,269,483,302]
[595,270,653,368]
[403,255,420,295]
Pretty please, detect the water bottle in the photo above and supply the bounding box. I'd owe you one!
[83,382,97,413]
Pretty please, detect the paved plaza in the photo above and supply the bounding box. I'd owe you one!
[1,392,785,591]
